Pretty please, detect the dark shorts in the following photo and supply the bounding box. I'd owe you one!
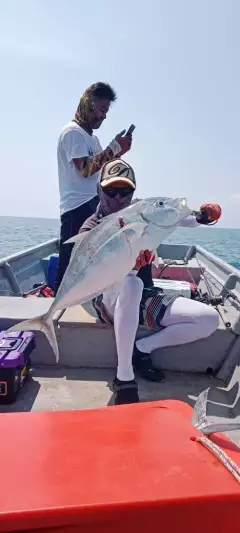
[54,196,99,294]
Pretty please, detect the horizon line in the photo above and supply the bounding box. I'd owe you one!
[0,214,238,230]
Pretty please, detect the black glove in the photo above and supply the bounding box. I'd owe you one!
[196,209,211,225]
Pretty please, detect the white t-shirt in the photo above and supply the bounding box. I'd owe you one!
[57,121,102,215]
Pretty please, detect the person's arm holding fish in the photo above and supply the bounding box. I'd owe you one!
[179,203,222,228]
[134,204,222,285]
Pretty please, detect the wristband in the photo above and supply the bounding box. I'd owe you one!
[108,139,122,156]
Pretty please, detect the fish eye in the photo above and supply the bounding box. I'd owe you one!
[157,200,164,207]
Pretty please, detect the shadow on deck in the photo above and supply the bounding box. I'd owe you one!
[1,366,240,424]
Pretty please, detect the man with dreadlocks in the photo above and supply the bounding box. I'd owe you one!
[55,82,133,294]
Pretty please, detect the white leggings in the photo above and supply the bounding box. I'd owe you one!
[103,274,220,382]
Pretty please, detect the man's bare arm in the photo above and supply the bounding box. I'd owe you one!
[73,132,132,178]
[73,146,115,177]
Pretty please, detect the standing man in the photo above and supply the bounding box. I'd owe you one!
[55,81,133,294]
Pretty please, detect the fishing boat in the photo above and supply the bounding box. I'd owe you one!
[1,237,240,532]
[1,237,240,405]
[1,237,240,380]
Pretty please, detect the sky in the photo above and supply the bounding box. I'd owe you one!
[0,0,239,227]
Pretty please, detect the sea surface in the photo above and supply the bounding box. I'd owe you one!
[0,216,240,269]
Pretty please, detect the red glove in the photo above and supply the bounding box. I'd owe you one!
[197,203,222,224]
[133,250,155,271]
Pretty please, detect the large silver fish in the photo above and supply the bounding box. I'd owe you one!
[6,197,191,361]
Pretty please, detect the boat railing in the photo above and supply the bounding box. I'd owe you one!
[1,238,240,308]
[0,238,59,296]
[0,238,59,268]
[195,245,240,298]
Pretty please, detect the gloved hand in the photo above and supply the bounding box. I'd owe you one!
[118,219,155,270]
[133,250,155,271]
[196,203,222,225]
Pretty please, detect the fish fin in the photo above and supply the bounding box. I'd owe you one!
[6,313,59,362]
[65,221,146,248]
[103,221,147,249]
[93,222,147,261]
[64,232,87,245]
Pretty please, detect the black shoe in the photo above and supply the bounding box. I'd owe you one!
[113,377,139,405]
[133,345,165,383]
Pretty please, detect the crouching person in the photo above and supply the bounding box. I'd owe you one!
[79,159,220,405]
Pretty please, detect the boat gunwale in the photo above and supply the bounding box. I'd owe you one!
[0,238,59,267]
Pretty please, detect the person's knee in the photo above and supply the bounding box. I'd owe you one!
[118,275,143,308]
[198,305,219,336]
[207,306,220,332]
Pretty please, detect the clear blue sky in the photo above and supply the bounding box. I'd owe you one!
[0,0,239,227]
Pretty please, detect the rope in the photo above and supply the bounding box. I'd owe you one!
[196,436,240,484]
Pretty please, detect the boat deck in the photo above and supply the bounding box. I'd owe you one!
[1,365,240,448]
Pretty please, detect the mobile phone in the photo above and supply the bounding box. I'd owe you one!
[125,124,135,136]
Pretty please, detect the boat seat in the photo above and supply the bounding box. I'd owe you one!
[59,302,105,328]
[58,302,151,369]
[57,300,238,383]
[0,298,238,383]
[0,296,62,325]
[58,302,239,382]
[152,257,204,284]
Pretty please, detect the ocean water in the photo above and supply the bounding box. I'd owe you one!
[0,216,239,269]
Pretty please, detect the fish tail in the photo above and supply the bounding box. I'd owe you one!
[6,312,59,362]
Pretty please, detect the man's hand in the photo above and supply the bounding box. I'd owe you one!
[114,130,132,156]
[196,203,222,225]
[133,250,155,271]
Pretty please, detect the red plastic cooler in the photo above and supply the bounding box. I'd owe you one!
[0,400,240,533]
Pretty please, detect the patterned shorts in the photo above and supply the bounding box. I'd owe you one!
[93,287,176,330]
